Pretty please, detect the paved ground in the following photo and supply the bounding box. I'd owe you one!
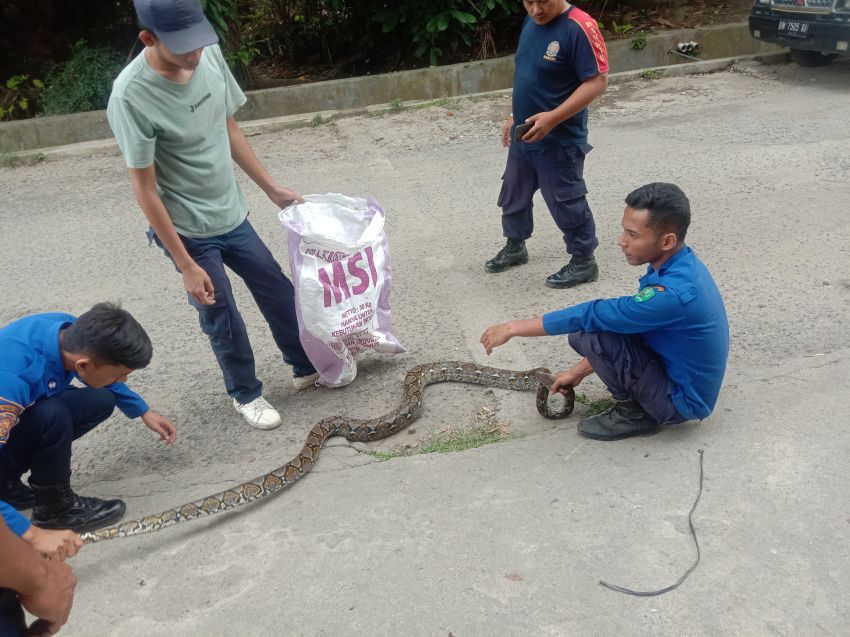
[1,58,849,636]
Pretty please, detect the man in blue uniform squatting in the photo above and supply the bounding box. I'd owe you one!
[481,183,729,440]
[0,303,175,532]
[486,0,609,289]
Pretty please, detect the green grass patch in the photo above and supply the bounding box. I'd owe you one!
[585,397,615,416]
[0,152,45,168]
[574,392,615,416]
[412,95,456,110]
[640,68,664,80]
[417,426,522,454]
[373,404,522,460]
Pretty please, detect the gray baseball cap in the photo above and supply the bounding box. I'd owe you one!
[134,0,219,54]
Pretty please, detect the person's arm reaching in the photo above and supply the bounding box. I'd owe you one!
[128,167,215,306]
[480,317,548,355]
[226,116,303,210]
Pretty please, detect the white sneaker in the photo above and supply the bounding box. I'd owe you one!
[293,372,320,390]
[232,396,282,430]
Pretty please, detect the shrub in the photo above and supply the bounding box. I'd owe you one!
[374,0,515,66]
[0,75,44,121]
[249,0,518,70]
[41,41,125,116]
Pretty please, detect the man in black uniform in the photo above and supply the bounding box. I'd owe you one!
[486,0,609,288]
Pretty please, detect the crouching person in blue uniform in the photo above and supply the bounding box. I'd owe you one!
[0,303,176,532]
[481,183,729,440]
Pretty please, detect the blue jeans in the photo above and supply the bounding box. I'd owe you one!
[497,142,599,258]
[150,218,315,404]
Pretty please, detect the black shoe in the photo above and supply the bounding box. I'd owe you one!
[485,239,528,273]
[545,255,599,288]
[0,478,35,510]
[30,480,126,534]
[577,400,659,441]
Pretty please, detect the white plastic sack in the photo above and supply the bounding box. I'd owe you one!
[279,194,405,387]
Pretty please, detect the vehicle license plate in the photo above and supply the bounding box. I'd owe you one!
[777,20,809,38]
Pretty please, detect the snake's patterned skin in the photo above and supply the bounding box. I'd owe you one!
[81,362,574,544]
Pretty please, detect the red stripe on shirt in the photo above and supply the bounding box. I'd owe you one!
[569,8,610,75]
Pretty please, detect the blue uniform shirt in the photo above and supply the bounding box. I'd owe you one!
[0,313,149,445]
[542,247,729,420]
[512,7,609,149]
[0,500,30,536]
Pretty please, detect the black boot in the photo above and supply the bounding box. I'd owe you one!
[545,255,599,288]
[30,480,126,533]
[485,239,528,273]
[0,478,35,510]
[577,399,659,441]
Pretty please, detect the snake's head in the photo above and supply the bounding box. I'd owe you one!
[531,368,556,389]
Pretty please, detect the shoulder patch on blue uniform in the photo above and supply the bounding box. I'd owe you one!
[634,286,657,303]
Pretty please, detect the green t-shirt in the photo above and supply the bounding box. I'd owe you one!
[107,45,248,238]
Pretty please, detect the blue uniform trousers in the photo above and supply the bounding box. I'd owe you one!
[568,331,685,425]
[498,142,599,258]
[151,218,315,404]
[0,388,116,636]
[0,388,115,486]
[0,587,25,637]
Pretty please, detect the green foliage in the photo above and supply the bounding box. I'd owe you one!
[200,0,258,84]
[0,75,44,121]
[374,0,515,66]
[640,68,664,80]
[573,393,616,416]
[389,98,404,112]
[0,152,46,168]
[201,0,239,35]
[612,21,634,36]
[413,95,455,110]
[585,397,615,417]
[41,41,123,116]
[631,32,647,50]
[240,0,518,73]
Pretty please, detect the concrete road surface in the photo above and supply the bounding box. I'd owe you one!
[1,58,848,636]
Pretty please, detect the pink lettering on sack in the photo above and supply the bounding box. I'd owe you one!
[348,252,370,295]
[318,247,379,308]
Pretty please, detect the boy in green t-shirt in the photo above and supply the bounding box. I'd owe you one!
[108,0,319,431]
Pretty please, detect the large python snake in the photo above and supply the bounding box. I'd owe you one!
[81,362,574,544]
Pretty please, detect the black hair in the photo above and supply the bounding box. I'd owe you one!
[63,302,153,369]
[624,182,691,243]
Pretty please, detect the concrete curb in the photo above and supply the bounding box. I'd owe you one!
[2,51,789,165]
[0,21,782,156]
